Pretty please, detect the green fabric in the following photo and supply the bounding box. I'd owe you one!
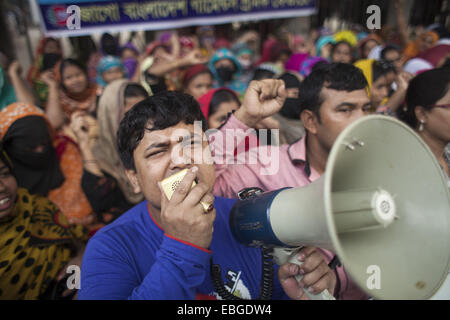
[0,67,17,111]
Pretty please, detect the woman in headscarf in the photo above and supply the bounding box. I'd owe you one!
[272,72,305,145]
[0,148,88,299]
[198,87,241,129]
[330,41,354,64]
[182,64,213,101]
[208,48,246,97]
[120,43,140,80]
[86,33,119,84]
[354,58,410,115]
[26,37,62,106]
[69,79,148,224]
[315,35,336,60]
[358,34,383,60]
[334,30,358,49]
[233,44,255,86]
[198,88,278,146]
[40,58,99,130]
[403,31,439,63]
[0,103,95,227]
[397,68,450,186]
[96,55,127,89]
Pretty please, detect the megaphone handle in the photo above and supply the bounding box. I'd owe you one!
[272,247,336,300]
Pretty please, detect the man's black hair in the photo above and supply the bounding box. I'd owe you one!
[397,68,450,128]
[117,91,207,171]
[298,62,368,122]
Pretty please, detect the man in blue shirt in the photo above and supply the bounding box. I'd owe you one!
[79,83,336,300]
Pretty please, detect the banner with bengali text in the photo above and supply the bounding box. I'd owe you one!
[37,0,316,37]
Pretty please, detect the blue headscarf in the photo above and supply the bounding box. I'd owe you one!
[316,36,336,58]
[96,55,127,87]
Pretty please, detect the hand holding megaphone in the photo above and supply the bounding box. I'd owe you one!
[234,79,286,128]
[277,247,337,300]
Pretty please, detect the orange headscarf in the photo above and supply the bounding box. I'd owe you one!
[403,31,439,62]
[0,102,95,226]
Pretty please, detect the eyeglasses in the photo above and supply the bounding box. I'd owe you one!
[428,103,450,109]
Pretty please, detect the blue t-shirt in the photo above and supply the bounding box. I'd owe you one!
[79,196,288,300]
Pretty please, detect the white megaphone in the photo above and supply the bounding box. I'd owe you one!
[230,115,450,300]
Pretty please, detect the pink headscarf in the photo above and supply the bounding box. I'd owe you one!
[284,53,309,72]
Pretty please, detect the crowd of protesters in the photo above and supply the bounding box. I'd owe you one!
[0,18,449,300]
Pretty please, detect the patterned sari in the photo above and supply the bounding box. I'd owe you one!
[0,188,88,299]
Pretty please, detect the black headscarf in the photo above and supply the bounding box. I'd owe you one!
[279,73,302,119]
[2,116,64,196]
[101,33,118,56]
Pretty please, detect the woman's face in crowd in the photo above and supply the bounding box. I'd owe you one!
[384,49,403,72]
[363,40,378,58]
[208,100,239,129]
[371,73,393,108]
[62,65,88,94]
[121,48,138,60]
[237,53,252,70]
[331,43,352,64]
[420,88,450,143]
[44,40,59,55]
[102,67,125,85]
[419,35,435,52]
[0,160,17,219]
[186,73,213,100]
